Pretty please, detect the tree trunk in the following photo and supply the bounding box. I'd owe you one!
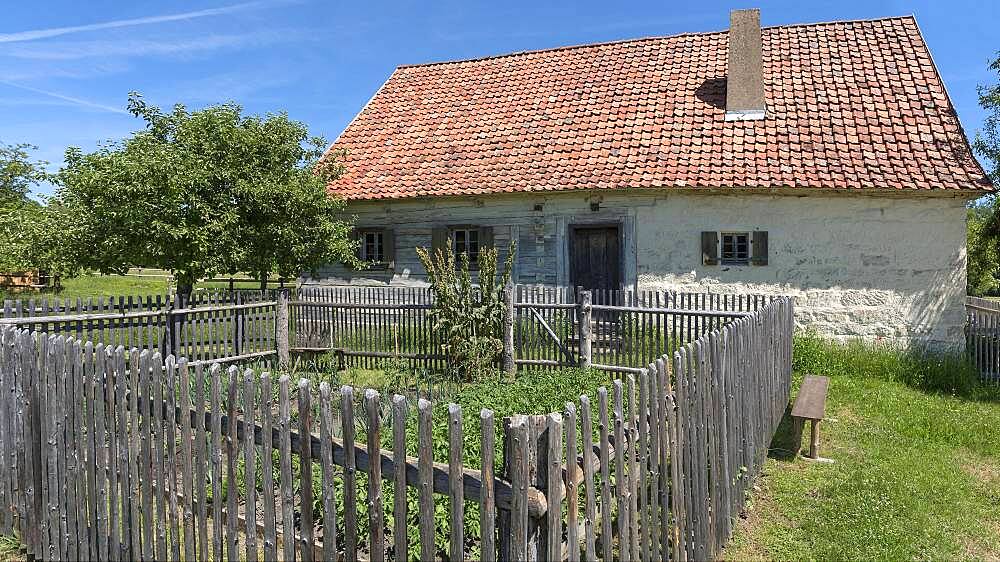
[175,280,194,300]
[259,271,268,294]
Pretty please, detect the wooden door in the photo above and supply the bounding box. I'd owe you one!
[570,225,621,291]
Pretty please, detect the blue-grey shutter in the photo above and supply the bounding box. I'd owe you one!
[431,227,449,256]
[479,226,494,250]
[383,228,395,269]
[751,231,768,266]
[701,231,718,265]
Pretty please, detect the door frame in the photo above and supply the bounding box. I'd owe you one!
[567,221,625,292]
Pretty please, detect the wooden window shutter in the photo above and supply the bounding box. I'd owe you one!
[751,231,768,265]
[383,228,395,269]
[431,227,449,255]
[479,226,495,249]
[701,231,719,265]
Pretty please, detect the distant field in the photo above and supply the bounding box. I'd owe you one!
[0,272,291,302]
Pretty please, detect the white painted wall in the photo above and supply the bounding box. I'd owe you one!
[309,190,970,348]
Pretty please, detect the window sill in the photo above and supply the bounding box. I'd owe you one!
[354,262,393,272]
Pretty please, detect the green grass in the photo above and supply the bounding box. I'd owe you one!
[1,274,171,301]
[726,335,1000,561]
[0,533,25,562]
[0,273,288,301]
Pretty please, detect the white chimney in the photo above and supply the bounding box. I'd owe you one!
[725,9,766,121]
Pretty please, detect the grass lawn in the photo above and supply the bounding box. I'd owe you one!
[726,336,1000,561]
[0,273,286,302]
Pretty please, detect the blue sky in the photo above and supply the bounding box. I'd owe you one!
[2,0,998,199]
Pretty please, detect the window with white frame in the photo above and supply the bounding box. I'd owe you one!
[720,232,750,265]
[452,228,480,262]
[359,229,385,263]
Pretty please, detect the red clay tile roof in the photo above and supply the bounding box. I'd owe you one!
[325,16,992,201]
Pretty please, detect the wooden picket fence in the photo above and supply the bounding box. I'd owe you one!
[0,296,793,561]
[0,291,279,366]
[966,296,1000,383]
[292,285,771,375]
[2,286,768,378]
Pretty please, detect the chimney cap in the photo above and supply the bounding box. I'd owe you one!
[725,8,766,121]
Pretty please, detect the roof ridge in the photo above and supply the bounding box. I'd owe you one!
[396,14,917,70]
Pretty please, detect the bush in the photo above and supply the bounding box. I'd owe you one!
[416,241,515,382]
[792,332,993,398]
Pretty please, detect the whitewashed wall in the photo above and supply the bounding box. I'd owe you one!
[308,190,970,348]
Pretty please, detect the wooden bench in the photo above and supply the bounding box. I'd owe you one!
[791,375,831,461]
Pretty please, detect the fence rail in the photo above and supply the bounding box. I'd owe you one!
[0,293,794,561]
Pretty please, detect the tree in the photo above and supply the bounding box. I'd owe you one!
[968,205,999,295]
[972,54,1000,292]
[0,142,71,276]
[55,93,356,296]
[975,54,1000,187]
[1,142,49,204]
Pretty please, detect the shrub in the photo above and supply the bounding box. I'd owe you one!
[416,240,515,382]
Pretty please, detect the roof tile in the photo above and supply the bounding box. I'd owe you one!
[326,16,991,200]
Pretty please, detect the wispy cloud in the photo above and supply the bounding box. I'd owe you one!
[1,31,297,60]
[0,80,127,114]
[0,0,287,44]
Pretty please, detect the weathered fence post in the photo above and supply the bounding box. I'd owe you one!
[503,284,516,377]
[234,291,244,357]
[500,414,549,561]
[276,290,290,370]
[579,290,593,369]
[501,414,546,562]
[162,298,174,358]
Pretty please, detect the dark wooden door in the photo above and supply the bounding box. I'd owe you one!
[570,225,621,291]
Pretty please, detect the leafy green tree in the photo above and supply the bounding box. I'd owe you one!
[971,54,1000,293]
[975,54,1000,186]
[968,205,999,295]
[55,93,355,296]
[0,142,73,277]
[416,241,515,381]
[1,142,49,203]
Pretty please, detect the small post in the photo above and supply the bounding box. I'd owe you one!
[579,290,593,369]
[502,283,516,377]
[276,290,290,370]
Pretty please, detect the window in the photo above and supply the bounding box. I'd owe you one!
[357,229,386,263]
[701,230,767,266]
[720,232,750,265]
[452,228,480,262]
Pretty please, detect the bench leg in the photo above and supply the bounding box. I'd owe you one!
[792,417,804,455]
[809,419,820,459]
[801,419,834,463]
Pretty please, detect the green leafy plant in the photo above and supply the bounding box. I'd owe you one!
[416,240,515,381]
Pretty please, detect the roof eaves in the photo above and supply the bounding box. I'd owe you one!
[908,15,994,192]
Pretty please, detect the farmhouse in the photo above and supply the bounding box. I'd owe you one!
[314,9,992,347]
